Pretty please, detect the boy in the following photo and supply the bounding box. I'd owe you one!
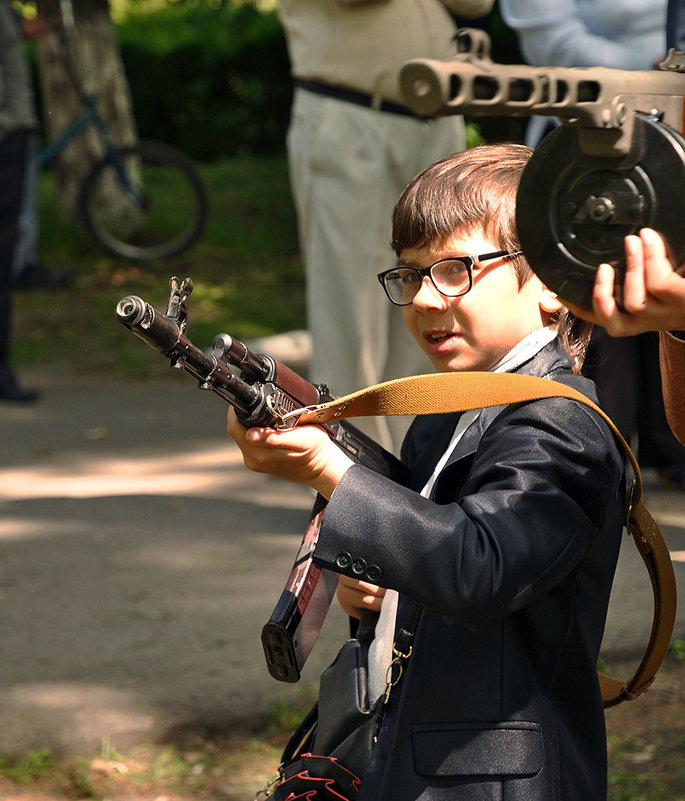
[228,144,626,800]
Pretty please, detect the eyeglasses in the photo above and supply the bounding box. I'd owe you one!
[377,250,523,306]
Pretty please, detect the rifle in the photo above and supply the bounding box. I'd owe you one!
[399,30,685,308]
[116,277,408,682]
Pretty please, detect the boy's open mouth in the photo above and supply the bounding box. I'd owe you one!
[423,330,461,355]
[424,330,455,343]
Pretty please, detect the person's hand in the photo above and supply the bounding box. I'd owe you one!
[566,228,685,336]
[336,575,386,619]
[226,408,354,499]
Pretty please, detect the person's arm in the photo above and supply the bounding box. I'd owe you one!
[228,409,383,617]
[499,0,662,69]
[304,398,623,622]
[228,397,623,620]
[660,331,685,446]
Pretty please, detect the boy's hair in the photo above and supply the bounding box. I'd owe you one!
[391,144,592,373]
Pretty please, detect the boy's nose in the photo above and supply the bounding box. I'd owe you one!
[412,276,449,310]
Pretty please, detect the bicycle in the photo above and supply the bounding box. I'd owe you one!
[38,2,209,261]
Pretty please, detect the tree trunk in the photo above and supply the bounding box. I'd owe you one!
[35,0,137,217]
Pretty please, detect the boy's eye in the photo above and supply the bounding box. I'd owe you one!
[395,269,420,285]
[439,259,468,277]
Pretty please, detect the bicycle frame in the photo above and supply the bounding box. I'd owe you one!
[36,49,145,208]
[32,0,208,259]
[37,96,99,168]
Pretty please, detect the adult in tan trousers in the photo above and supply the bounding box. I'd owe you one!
[278,0,494,452]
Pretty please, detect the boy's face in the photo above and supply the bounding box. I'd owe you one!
[400,229,554,373]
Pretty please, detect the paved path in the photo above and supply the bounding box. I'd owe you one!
[1,354,683,759]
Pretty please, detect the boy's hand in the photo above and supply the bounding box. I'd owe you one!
[567,228,685,336]
[226,408,354,499]
[336,575,386,619]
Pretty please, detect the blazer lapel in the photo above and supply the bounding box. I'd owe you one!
[428,340,575,500]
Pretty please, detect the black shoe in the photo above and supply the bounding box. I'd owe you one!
[0,366,39,402]
[12,263,73,291]
[0,380,38,402]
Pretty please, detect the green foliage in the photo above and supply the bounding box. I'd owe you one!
[670,639,685,660]
[0,748,54,784]
[597,656,611,675]
[15,153,304,374]
[116,2,292,160]
[266,685,318,736]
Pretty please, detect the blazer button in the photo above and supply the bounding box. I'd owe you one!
[335,552,352,570]
[351,558,367,577]
[366,564,382,582]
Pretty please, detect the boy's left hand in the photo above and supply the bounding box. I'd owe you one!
[227,408,354,499]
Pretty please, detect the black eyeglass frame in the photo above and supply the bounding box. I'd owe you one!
[377,250,523,306]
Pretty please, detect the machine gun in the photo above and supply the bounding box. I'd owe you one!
[399,30,685,308]
[116,277,407,683]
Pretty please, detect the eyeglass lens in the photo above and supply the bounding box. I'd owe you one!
[384,258,471,304]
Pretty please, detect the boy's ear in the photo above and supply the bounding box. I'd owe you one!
[539,287,564,314]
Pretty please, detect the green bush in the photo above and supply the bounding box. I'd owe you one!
[117,2,293,160]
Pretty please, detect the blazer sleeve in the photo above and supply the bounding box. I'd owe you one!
[660,331,685,446]
[314,396,625,624]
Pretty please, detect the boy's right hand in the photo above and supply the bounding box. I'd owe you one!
[226,408,353,500]
[336,575,386,619]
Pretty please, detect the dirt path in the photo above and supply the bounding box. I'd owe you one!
[0,362,684,800]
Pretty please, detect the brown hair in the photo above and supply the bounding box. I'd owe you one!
[391,144,592,372]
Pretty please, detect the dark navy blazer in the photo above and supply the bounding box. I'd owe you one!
[314,340,626,801]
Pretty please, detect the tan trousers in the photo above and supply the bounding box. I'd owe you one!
[287,88,465,452]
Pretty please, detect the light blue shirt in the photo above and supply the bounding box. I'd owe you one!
[500,0,667,70]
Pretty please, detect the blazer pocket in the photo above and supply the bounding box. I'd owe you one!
[412,721,543,777]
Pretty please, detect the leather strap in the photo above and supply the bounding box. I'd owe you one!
[283,371,677,707]
[293,78,426,119]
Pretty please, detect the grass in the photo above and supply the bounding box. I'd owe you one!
[0,658,683,800]
[13,153,305,377]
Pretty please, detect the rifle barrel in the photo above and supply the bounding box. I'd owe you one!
[116,295,260,410]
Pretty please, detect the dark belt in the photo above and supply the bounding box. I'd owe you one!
[293,77,428,119]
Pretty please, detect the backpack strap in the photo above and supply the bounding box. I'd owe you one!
[282,371,678,707]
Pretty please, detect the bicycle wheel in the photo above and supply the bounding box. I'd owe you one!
[78,139,209,260]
